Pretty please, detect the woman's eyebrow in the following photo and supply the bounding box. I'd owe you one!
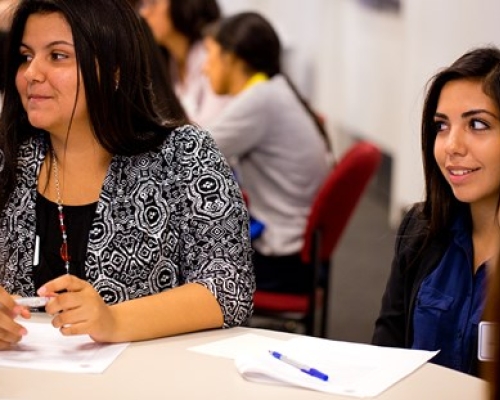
[434,112,448,120]
[462,109,500,120]
[434,109,500,121]
[20,40,74,50]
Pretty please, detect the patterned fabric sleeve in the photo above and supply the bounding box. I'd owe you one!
[168,125,255,327]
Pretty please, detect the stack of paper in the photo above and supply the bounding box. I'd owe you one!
[234,336,438,397]
[0,320,129,373]
[189,333,438,397]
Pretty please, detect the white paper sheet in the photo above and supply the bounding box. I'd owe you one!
[0,320,129,373]
[234,336,439,398]
[188,333,289,360]
[188,333,438,398]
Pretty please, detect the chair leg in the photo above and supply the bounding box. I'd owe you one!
[320,260,333,338]
[307,230,322,337]
[304,314,315,336]
[320,299,328,338]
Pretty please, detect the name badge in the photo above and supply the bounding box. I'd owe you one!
[478,321,497,361]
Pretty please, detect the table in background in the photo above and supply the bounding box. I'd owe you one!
[0,315,488,400]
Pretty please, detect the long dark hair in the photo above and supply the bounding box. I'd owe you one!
[0,30,8,93]
[138,15,187,120]
[0,0,188,208]
[421,46,500,239]
[169,0,220,45]
[207,12,330,150]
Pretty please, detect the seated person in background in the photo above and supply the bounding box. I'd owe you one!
[372,46,500,376]
[138,12,187,121]
[0,0,16,29]
[126,0,187,120]
[203,12,330,294]
[138,0,229,126]
[0,0,254,350]
[0,0,18,99]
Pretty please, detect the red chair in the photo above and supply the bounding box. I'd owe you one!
[252,141,382,337]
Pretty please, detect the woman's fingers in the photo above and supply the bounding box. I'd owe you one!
[38,274,87,297]
[0,312,27,346]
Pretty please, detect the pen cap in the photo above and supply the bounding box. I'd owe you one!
[306,368,329,381]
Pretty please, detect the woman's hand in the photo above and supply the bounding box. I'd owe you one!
[0,287,30,350]
[39,275,117,343]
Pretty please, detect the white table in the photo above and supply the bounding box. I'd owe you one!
[0,315,488,400]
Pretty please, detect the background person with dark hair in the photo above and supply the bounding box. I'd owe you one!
[0,0,17,95]
[137,13,187,121]
[139,0,229,126]
[126,0,187,120]
[203,12,330,294]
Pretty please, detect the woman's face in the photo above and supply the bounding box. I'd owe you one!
[203,37,233,95]
[434,78,500,210]
[139,0,173,46]
[15,12,89,137]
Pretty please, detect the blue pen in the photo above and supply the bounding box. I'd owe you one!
[269,350,329,381]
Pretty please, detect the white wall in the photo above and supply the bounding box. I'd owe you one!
[217,0,402,180]
[218,0,500,226]
[392,0,500,224]
[218,0,324,101]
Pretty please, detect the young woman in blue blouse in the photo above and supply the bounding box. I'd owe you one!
[373,47,500,376]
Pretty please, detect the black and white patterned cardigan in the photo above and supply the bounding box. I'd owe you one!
[0,124,255,327]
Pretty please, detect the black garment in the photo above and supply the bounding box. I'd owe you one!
[33,192,97,291]
[253,251,328,294]
[372,203,450,348]
[371,203,484,376]
[2,128,255,328]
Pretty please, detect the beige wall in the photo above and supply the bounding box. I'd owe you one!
[219,0,500,226]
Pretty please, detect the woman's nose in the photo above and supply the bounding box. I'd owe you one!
[445,128,467,156]
[23,57,44,84]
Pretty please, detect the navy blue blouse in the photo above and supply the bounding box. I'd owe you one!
[411,215,486,374]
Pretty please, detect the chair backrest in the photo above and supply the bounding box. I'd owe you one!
[301,141,382,264]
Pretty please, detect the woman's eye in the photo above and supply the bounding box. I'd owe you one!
[19,53,32,63]
[51,52,68,61]
[434,120,447,132]
[470,119,488,130]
